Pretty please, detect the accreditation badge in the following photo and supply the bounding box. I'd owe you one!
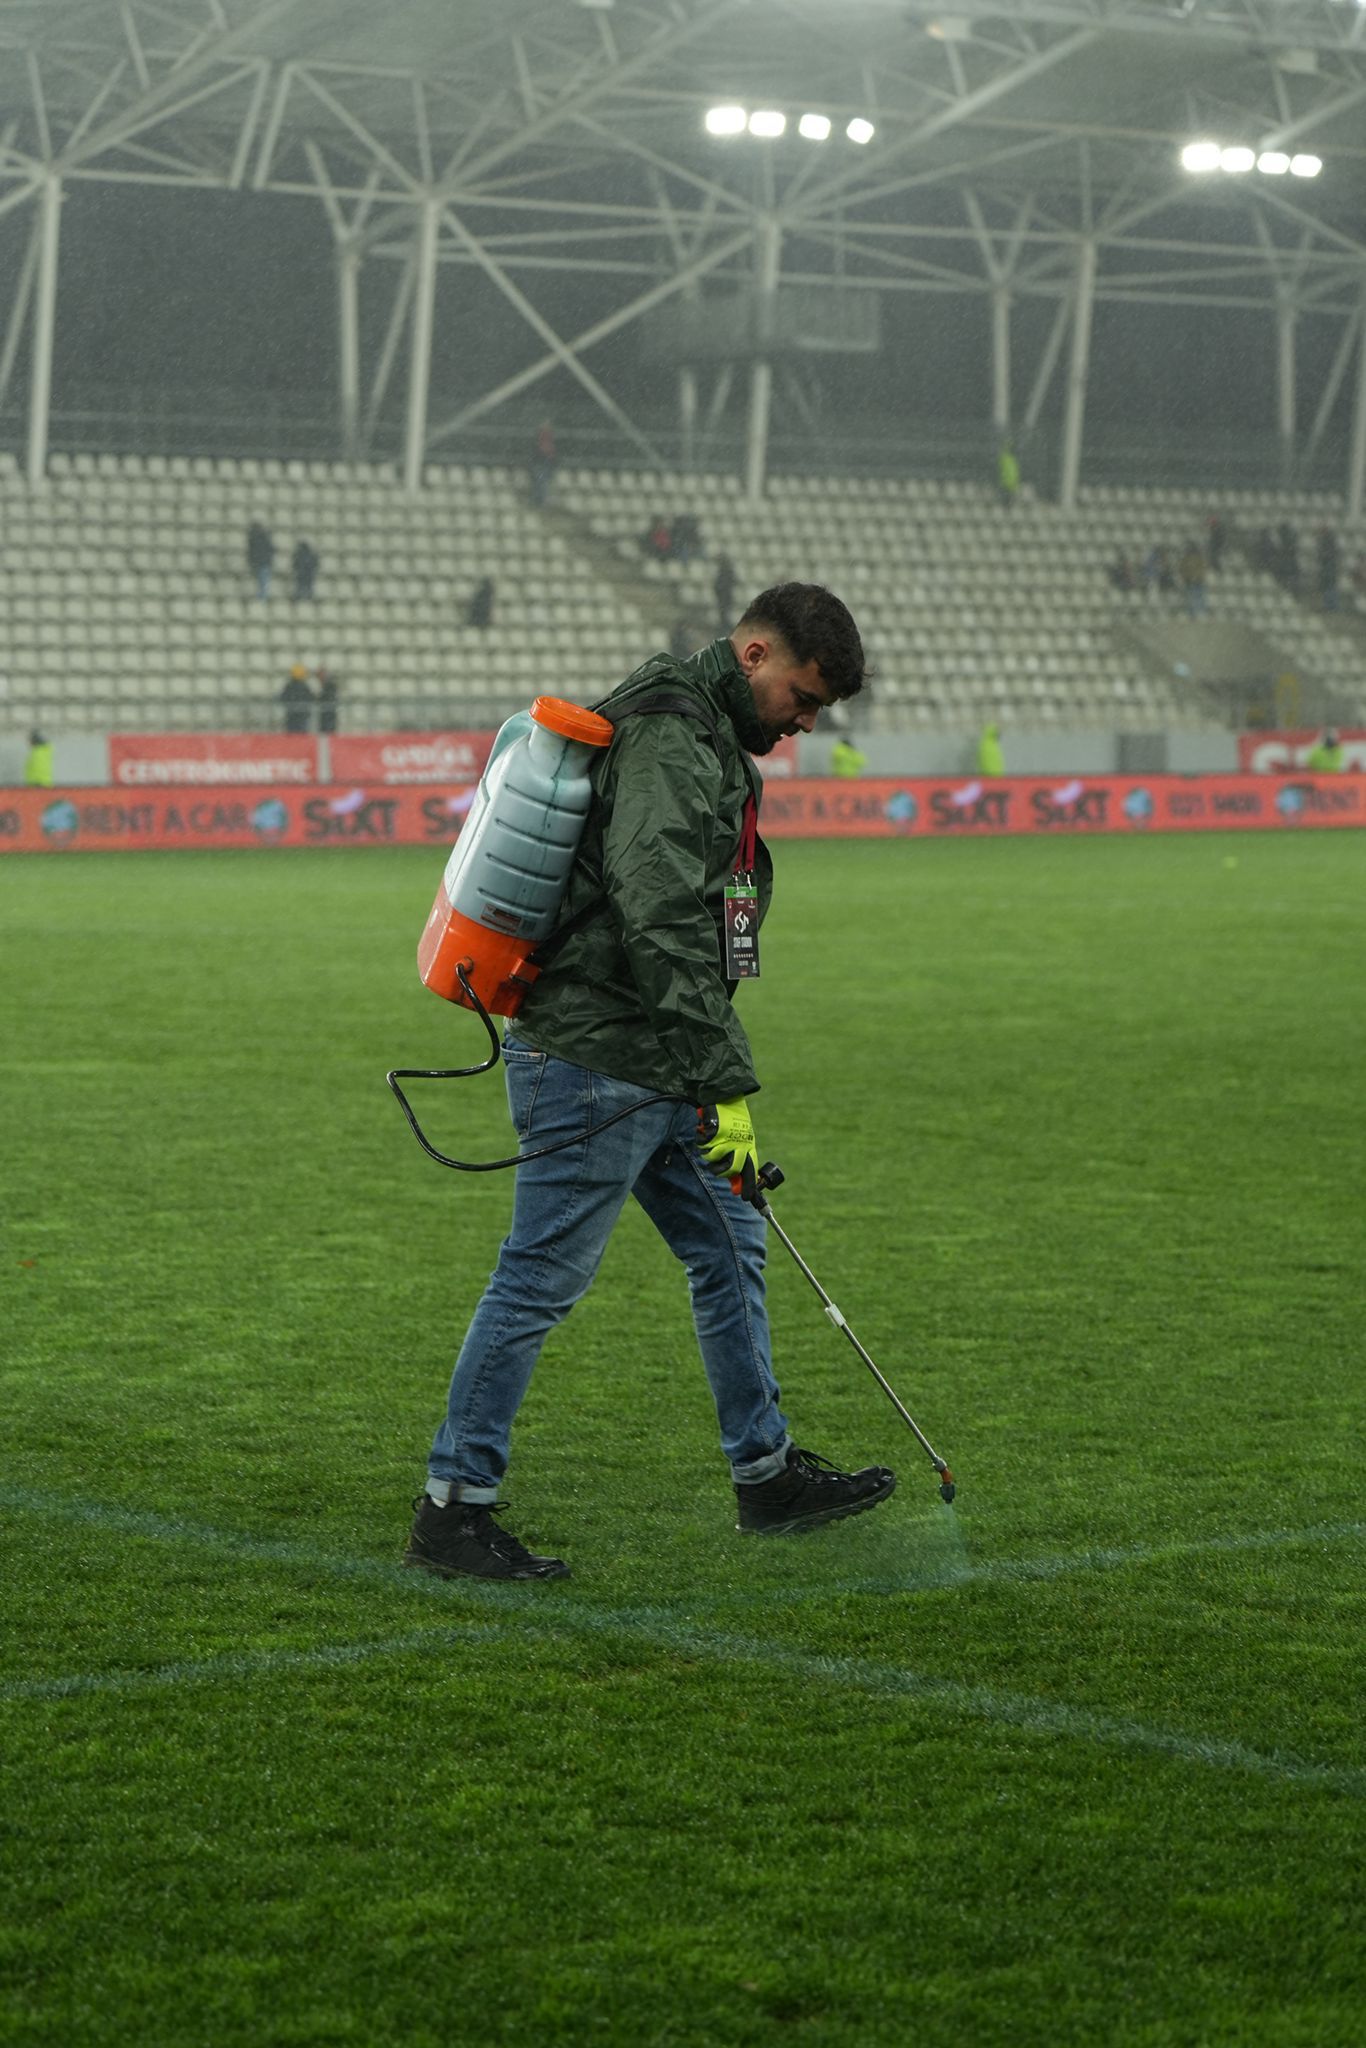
[723,876,761,979]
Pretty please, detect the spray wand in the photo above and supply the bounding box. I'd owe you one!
[747,1159,957,1505]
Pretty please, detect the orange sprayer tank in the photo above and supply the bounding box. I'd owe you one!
[417,696,615,1016]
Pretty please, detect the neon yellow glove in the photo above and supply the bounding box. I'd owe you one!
[696,1097,759,1201]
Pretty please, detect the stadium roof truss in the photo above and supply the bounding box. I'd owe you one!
[1,0,1364,509]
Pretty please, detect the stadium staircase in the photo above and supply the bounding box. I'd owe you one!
[1111,616,1302,729]
[533,500,683,651]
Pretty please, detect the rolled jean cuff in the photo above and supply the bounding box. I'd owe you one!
[427,1477,500,1506]
[730,1433,792,1486]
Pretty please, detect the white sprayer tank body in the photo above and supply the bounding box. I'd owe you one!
[417,695,615,1015]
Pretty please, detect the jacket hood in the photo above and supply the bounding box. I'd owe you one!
[680,638,770,758]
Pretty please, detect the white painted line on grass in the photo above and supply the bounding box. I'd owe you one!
[0,1625,499,1703]
[2,1596,1361,1795]
[2,1486,1363,1792]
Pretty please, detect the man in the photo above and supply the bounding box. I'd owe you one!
[530,420,557,506]
[314,667,339,734]
[405,584,896,1583]
[830,735,867,778]
[713,552,737,632]
[1179,541,1208,619]
[977,722,1005,777]
[24,729,54,786]
[291,537,320,603]
[246,519,274,602]
[1306,729,1344,773]
[279,662,314,734]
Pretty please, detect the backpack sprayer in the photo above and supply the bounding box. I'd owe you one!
[387,694,956,1502]
[386,694,681,1174]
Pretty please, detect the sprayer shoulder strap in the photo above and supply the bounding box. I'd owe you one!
[532,689,725,965]
[600,687,723,758]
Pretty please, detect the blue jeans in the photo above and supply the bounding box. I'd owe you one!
[428,1039,791,1500]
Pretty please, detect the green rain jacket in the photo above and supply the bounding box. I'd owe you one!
[513,639,774,1104]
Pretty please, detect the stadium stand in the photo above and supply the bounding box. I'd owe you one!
[563,468,1366,735]
[0,452,657,734]
[1,449,1362,735]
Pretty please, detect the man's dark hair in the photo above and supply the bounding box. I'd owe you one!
[736,582,867,699]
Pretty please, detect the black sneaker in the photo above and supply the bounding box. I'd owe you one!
[403,1495,570,1581]
[735,1446,896,1536]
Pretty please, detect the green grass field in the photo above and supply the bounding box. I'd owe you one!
[3,832,1364,2048]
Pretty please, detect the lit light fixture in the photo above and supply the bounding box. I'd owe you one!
[705,104,747,136]
[1256,151,1290,175]
[846,117,875,145]
[1289,153,1322,177]
[1180,140,1222,172]
[1220,146,1255,173]
[748,109,786,137]
[799,112,832,141]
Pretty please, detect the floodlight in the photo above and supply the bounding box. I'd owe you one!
[846,118,875,145]
[705,105,747,136]
[1180,141,1222,173]
[749,109,786,137]
[1289,154,1322,177]
[1220,146,1255,173]
[799,112,832,141]
[1257,152,1291,175]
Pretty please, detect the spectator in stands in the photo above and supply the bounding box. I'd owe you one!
[291,538,320,603]
[977,721,1005,777]
[1142,544,1175,598]
[1275,522,1300,596]
[280,662,314,734]
[1316,529,1341,611]
[246,520,275,602]
[24,729,53,786]
[1351,553,1366,601]
[830,735,867,777]
[1306,729,1344,773]
[1254,528,1278,576]
[1179,541,1209,619]
[643,516,674,562]
[529,421,557,507]
[673,513,703,565]
[315,667,339,734]
[1108,552,1137,593]
[1206,514,1227,573]
[997,441,1020,511]
[714,551,737,628]
[467,577,495,628]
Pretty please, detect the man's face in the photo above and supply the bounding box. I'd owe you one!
[734,633,836,749]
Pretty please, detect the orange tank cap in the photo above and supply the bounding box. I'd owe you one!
[530,696,615,747]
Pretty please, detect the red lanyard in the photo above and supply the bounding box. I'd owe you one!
[734,795,757,877]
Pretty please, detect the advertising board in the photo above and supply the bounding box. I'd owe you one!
[1237,730,1366,774]
[3,774,1360,854]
